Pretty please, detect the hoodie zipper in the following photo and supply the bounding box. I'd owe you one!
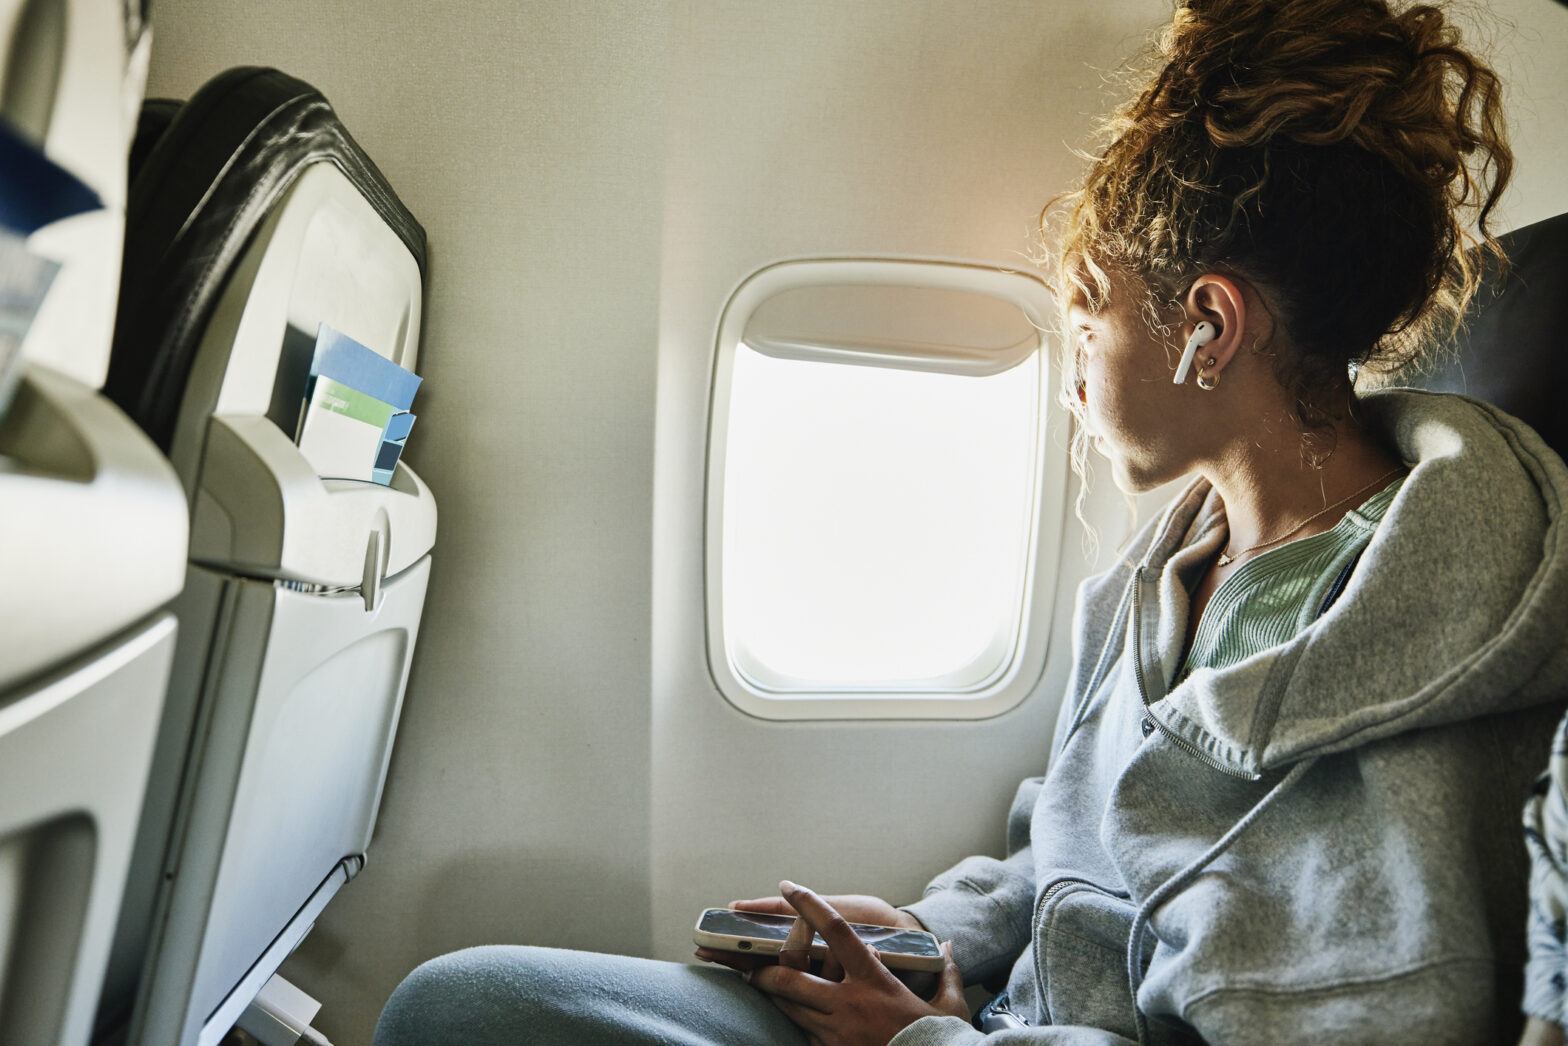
[1032,876,1131,1024]
[1131,567,1260,782]
[1031,877,1088,1024]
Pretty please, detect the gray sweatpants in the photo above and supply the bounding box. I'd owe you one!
[373,945,812,1045]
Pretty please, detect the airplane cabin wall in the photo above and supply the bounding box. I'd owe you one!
[141,2,1568,1043]
[645,0,1169,969]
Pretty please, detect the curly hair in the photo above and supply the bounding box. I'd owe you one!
[1049,0,1513,479]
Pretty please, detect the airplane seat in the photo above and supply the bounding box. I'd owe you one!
[0,2,188,1045]
[125,98,182,191]
[94,67,436,1046]
[1406,211,1568,460]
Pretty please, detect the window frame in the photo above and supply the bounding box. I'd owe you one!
[703,258,1069,721]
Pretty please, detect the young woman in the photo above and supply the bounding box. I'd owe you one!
[374,1,1568,1042]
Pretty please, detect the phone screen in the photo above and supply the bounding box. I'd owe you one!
[697,908,941,958]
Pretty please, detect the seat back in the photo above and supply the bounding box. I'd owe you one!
[1404,212,1568,459]
[0,4,188,1046]
[105,66,425,461]
[96,68,436,1046]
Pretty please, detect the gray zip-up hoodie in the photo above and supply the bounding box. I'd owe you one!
[896,390,1568,1045]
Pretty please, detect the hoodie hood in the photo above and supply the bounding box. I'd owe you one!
[1142,389,1568,776]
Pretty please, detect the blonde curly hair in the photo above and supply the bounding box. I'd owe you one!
[1049,0,1513,481]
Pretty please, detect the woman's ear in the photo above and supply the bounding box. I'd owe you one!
[1185,275,1247,375]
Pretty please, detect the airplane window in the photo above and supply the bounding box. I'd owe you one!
[722,343,1038,691]
[705,260,1067,720]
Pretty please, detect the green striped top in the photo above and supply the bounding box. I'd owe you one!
[1181,477,1405,677]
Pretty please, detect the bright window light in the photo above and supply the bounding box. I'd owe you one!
[720,345,1040,691]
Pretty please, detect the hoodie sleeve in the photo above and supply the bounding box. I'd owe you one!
[901,776,1042,987]
[1523,713,1568,1024]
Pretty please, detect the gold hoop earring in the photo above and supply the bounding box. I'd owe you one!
[1196,369,1219,391]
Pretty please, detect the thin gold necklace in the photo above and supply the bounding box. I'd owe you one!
[1217,466,1405,568]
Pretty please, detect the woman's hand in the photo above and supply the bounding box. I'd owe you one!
[730,892,926,932]
[744,881,968,1046]
[694,890,925,978]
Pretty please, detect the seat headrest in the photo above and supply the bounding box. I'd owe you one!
[1406,211,1568,458]
[126,98,181,186]
[104,67,426,452]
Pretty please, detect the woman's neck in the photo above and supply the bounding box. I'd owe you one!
[1205,417,1404,561]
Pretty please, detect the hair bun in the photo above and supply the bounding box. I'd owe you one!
[1160,2,1465,164]
[1051,0,1511,464]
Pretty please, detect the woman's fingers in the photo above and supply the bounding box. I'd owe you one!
[780,881,885,983]
[777,910,814,971]
[892,968,936,998]
[731,892,921,932]
[930,943,969,1020]
[747,922,971,1044]
[749,962,836,1014]
[765,992,834,1045]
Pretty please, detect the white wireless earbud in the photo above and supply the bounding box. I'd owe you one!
[1173,321,1216,385]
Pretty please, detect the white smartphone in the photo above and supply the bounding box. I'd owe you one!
[693,907,945,972]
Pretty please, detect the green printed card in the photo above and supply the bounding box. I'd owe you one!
[296,376,397,481]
